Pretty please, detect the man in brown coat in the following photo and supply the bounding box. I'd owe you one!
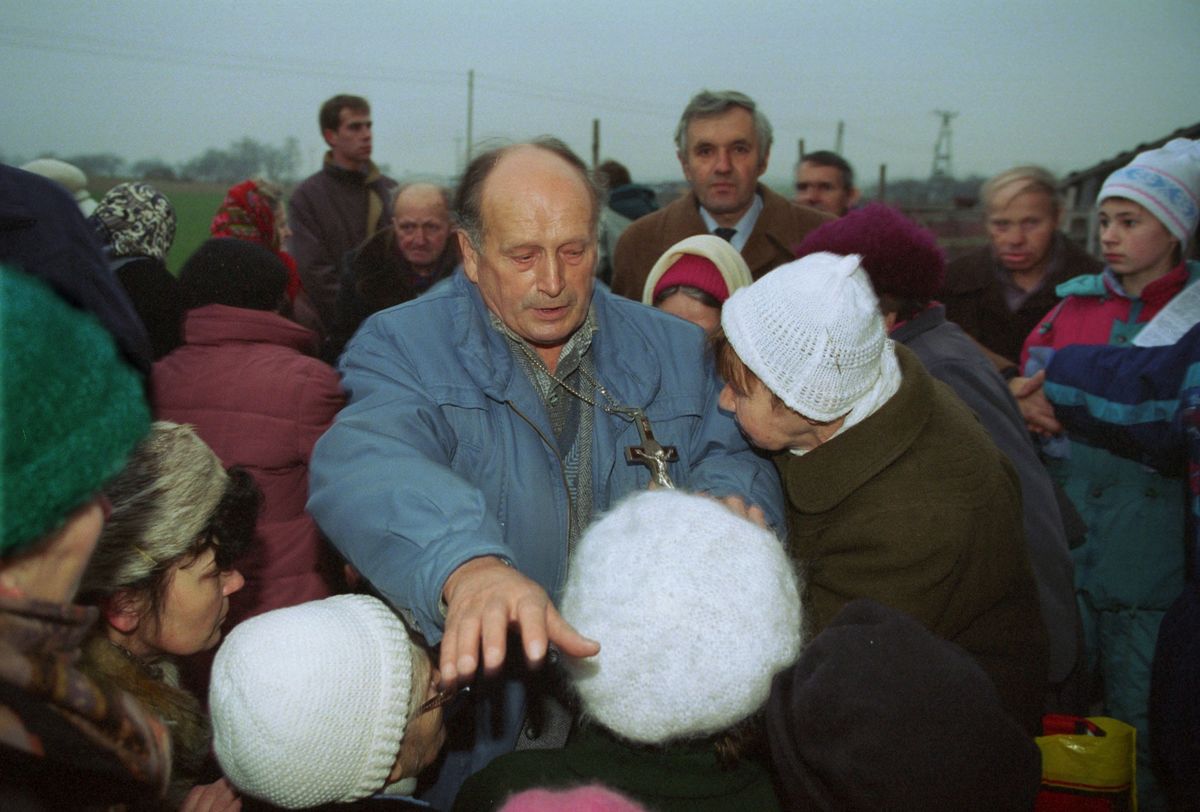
[610,90,830,300]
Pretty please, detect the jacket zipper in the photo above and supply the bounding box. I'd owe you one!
[505,400,574,572]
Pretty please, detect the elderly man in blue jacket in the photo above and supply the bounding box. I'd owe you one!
[308,138,784,806]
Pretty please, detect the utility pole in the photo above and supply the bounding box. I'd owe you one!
[928,110,957,205]
[592,119,600,169]
[796,139,805,166]
[465,69,475,165]
[835,121,844,155]
[878,164,887,204]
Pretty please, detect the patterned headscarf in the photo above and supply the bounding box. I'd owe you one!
[211,180,280,252]
[210,179,302,301]
[92,182,177,263]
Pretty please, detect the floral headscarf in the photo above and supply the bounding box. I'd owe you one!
[91,182,177,263]
[211,180,280,252]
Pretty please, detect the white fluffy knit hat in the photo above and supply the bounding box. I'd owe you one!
[1099,138,1200,248]
[209,595,418,809]
[721,252,887,421]
[562,490,802,745]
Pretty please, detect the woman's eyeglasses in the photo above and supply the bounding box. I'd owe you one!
[417,683,471,717]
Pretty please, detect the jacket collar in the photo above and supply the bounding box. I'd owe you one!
[180,304,320,356]
[451,274,663,413]
[321,151,384,186]
[888,303,948,345]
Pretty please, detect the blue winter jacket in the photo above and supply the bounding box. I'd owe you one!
[309,271,783,639]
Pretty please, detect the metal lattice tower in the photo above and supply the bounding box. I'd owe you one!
[928,110,958,204]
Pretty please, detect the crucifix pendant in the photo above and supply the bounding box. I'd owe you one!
[621,408,678,490]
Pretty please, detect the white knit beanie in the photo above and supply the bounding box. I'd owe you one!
[721,252,887,422]
[20,158,98,216]
[1099,138,1200,248]
[210,595,417,809]
[562,490,802,745]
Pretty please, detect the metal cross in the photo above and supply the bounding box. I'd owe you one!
[622,408,678,490]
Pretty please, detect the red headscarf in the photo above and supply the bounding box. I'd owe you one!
[211,180,302,301]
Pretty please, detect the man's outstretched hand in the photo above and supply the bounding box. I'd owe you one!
[439,556,600,687]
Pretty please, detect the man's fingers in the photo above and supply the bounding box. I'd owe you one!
[545,604,600,659]
[480,600,510,672]
[1014,370,1046,398]
[450,610,482,683]
[746,503,767,527]
[516,599,551,665]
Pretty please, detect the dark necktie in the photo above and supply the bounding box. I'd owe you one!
[713,227,737,242]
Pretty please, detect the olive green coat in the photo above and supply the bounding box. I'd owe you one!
[776,344,1048,733]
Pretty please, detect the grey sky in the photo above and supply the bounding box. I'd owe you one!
[4,0,1198,187]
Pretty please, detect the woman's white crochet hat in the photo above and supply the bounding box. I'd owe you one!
[562,489,803,745]
[209,595,416,809]
[721,252,886,421]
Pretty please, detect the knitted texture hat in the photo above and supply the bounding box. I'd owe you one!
[91,182,177,262]
[766,599,1041,811]
[500,786,648,811]
[1099,138,1200,247]
[178,237,289,312]
[642,233,753,305]
[721,252,887,421]
[1,267,150,556]
[210,595,417,809]
[794,203,946,303]
[562,490,802,745]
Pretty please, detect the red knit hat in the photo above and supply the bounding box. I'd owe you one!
[794,203,946,302]
[652,253,731,304]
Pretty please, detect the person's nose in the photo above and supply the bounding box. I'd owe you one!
[1099,223,1117,246]
[222,569,245,596]
[714,148,733,174]
[535,257,566,298]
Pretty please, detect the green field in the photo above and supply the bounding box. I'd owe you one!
[93,179,235,275]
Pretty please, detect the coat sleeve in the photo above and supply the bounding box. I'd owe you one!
[306,327,513,644]
[1043,323,1200,472]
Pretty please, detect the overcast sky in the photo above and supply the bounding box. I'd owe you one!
[4,0,1199,187]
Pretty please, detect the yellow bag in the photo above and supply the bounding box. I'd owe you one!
[1035,715,1137,812]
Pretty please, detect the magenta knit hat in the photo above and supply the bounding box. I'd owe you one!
[794,203,946,302]
[652,252,730,303]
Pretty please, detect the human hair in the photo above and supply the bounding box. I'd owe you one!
[981,165,1061,217]
[653,284,723,309]
[595,159,632,190]
[453,137,604,251]
[800,150,856,190]
[78,422,259,621]
[319,94,370,134]
[179,237,289,311]
[674,90,773,163]
[709,325,785,408]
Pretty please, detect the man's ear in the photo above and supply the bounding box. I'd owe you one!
[755,147,771,179]
[848,186,862,208]
[321,128,336,149]
[458,231,479,284]
[102,589,144,634]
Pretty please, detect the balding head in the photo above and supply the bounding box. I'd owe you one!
[391,183,453,272]
[456,141,600,372]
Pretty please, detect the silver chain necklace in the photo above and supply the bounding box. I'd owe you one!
[511,340,677,489]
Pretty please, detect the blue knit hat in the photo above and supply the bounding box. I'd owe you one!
[1,267,150,555]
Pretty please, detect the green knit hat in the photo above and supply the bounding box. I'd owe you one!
[2,266,151,556]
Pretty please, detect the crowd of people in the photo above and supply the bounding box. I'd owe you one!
[3,88,1199,812]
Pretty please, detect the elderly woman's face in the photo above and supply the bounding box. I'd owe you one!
[136,546,244,658]
[718,380,843,452]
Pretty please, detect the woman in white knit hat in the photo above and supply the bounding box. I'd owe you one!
[209,594,448,810]
[712,251,1048,735]
[1016,137,1200,810]
[641,234,753,333]
[453,489,803,812]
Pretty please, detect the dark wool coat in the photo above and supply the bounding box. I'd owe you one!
[451,724,781,812]
[609,185,830,299]
[941,233,1101,367]
[775,344,1048,733]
